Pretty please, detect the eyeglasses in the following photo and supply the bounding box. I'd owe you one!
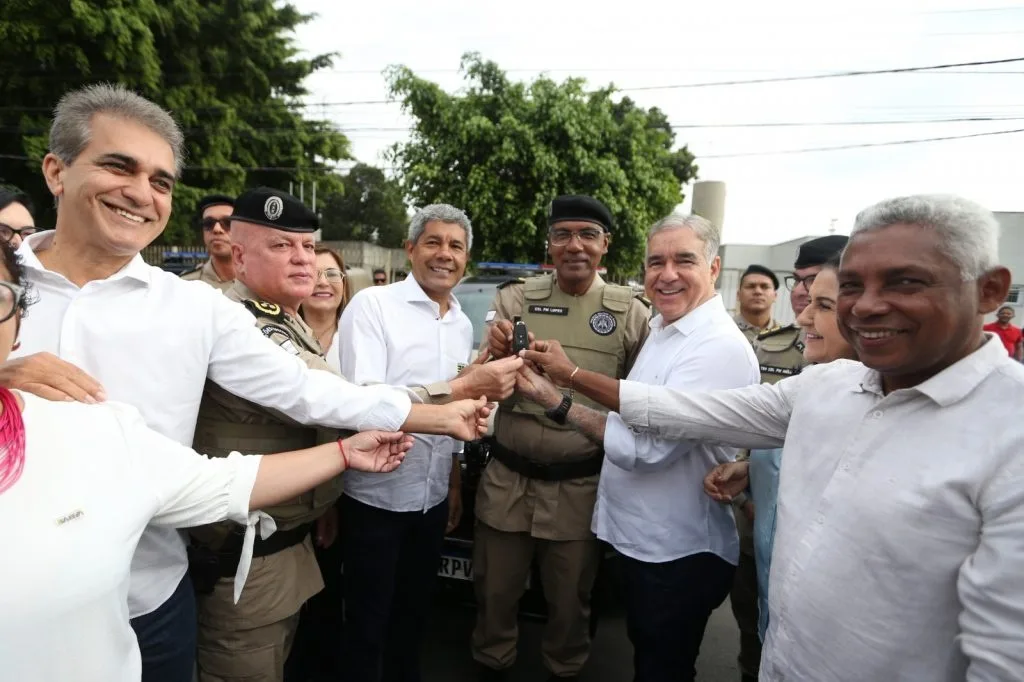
[784,273,817,292]
[201,217,231,232]
[373,277,387,284]
[0,224,39,242]
[548,228,604,246]
[0,282,25,324]
[317,268,345,283]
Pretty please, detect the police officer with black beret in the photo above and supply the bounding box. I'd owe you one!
[472,195,651,681]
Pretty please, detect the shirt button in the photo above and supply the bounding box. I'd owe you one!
[872,410,883,418]
[816,514,825,524]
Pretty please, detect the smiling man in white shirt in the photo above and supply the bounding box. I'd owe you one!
[598,194,1024,682]
[519,213,760,682]
[339,204,521,682]
[2,84,489,682]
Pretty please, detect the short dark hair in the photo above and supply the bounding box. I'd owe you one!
[373,268,386,276]
[740,264,779,290]
[0,186,35,219]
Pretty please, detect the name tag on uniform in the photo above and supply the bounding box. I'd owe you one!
[528,304,569,316]
[760,365,800,376]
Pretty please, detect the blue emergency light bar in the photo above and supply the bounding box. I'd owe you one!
[476,262,542,270]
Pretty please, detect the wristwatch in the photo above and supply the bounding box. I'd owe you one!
[545,394,573,425]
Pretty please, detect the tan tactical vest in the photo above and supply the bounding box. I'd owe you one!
[189,289,343,549]
[507,274,632,429]
[754,324,806,386]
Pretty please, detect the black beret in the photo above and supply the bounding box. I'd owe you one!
[794,235,849,269]
[741,264,779,289]
[547,195,613,233]
[229,187,319,233]
[193,193,234,224]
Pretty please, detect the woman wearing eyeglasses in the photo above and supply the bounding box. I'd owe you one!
[299,245,348,373]
[0,240,420,682]
[0,186,40,249]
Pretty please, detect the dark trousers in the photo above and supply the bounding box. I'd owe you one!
[285,515,345,682]
[129,572,197,682]
[341,494,449,682]
[621,552,736,682]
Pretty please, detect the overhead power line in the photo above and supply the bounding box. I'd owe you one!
[620,57,1024,91]
[702,127,1024,158]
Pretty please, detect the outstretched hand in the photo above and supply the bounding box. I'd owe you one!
[520,339,576,386]
[514,364,563,410]
[343,431,414,473]
[446,396,493,441]
[703,461,750,502]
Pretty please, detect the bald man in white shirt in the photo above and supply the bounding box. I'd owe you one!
[572,194,1024,682]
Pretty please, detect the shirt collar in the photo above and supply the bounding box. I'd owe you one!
[18,231,152,286]
[651,294,726,336]
[399,273,462,315]
[855,334,1009,405]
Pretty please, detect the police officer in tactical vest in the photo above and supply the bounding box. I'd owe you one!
[472,195,651,681]
[729,234,849,682]
[181,193,235,291]
[189,187,346,682]
[733,264,780,343]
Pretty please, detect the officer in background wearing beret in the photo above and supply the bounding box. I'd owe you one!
[729,234,849,682]
[733,264,780,343]
[472,195,651,681]
[181,194,235,291]
[188,187,348,682]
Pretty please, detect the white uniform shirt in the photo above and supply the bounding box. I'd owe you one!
[340,275,473,512]
[13,233,412,617]
[0,393,261,682]
[618,336,1024,682]
[597,295,759,564]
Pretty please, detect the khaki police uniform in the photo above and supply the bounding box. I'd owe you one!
[472,273,650,677]
[191,281,342,682]
[730,322,805,681]
[181,258,233,292]
[732,312,780,345]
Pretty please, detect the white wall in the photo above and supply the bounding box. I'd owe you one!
[717,237,823,326]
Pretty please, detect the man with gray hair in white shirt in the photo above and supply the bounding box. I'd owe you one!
[518,212,760,682]
[1,84,490,682]
[533,194,1024,682]
[339,203,522,682]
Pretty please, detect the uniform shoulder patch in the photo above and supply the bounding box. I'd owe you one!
[756,323,797,341]
[241,298,285,322]
[496,277,525,290]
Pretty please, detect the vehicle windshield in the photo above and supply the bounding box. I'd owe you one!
[454,283,499,347]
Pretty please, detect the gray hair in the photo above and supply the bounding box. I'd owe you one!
[851,194,999,281]
[49,83,185,176]
[408,203,473,250]
[646,212,721,264]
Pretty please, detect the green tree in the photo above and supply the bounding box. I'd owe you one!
[0,0,349,244]
[319,163,409,247]
[385,53,698,279]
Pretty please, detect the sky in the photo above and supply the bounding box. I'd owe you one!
[292,0,1024,245]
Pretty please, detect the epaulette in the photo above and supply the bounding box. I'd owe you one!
[241,298,286,322]
[496,277,525,290]
[634,293,652,308]
[756,323,798,341]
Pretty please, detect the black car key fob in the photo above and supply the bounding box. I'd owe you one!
[511,316,529,355]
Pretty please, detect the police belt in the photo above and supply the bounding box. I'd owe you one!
[214,523,313,578]
[489,441,603,481]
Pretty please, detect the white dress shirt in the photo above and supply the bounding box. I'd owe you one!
[597,295,759,565]
[618,336,1024,682]
[0,393,261,682]
[13,233,412,618]
[340,275,473,512]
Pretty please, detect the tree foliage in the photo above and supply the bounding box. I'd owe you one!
[319,163,409,247]
[386,53,698,279]
[0,0,349,243]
